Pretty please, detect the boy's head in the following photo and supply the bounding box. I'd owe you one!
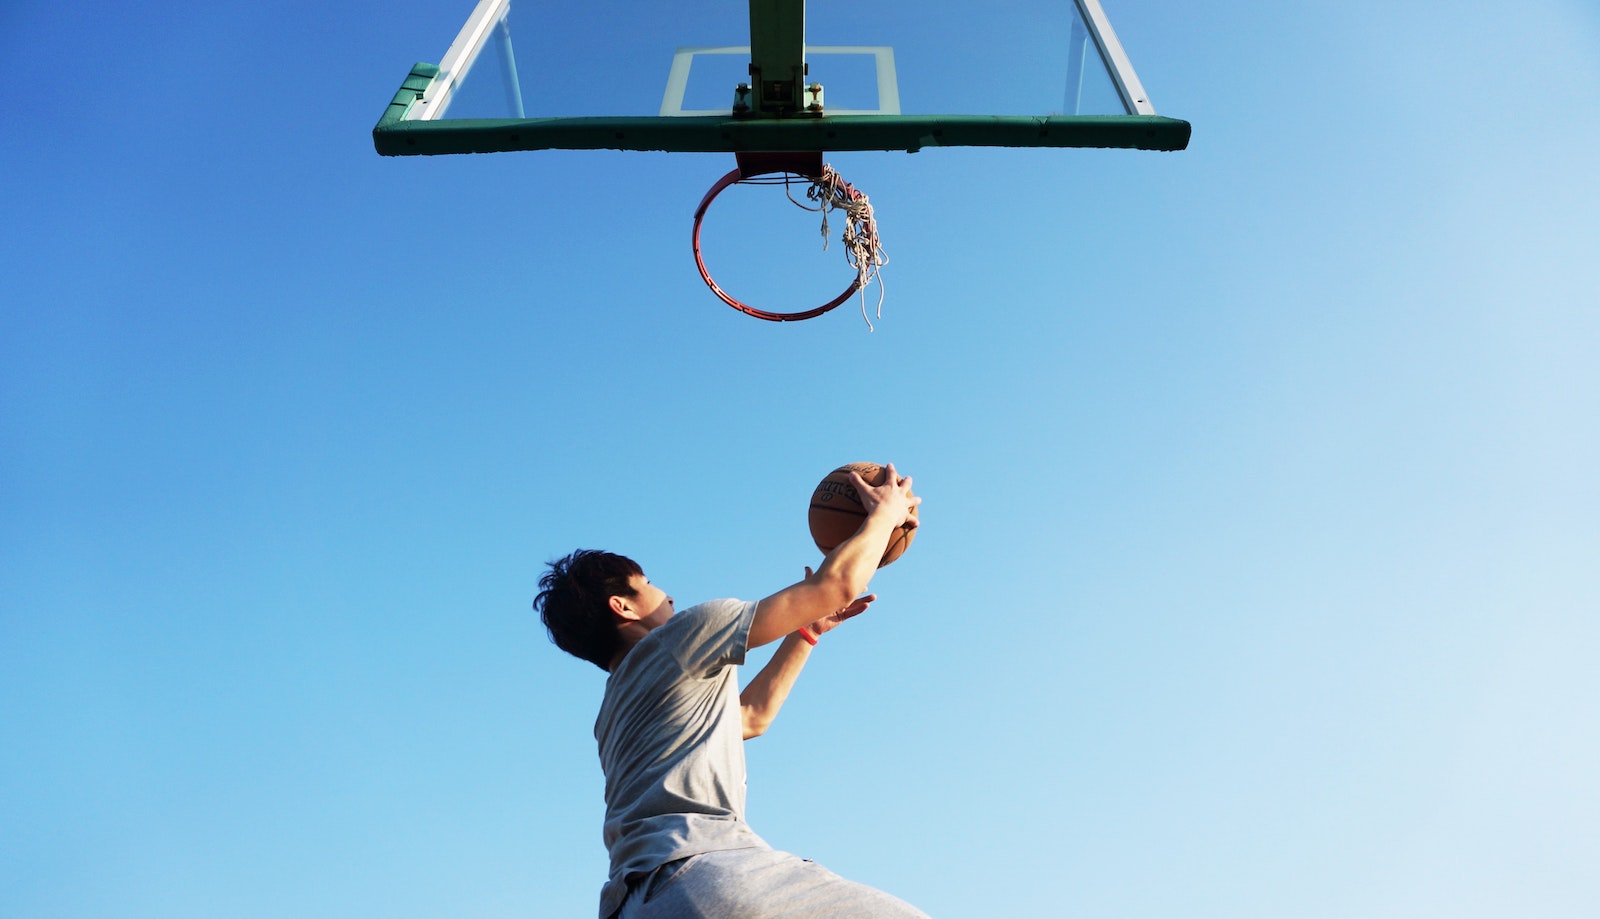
[534,549,643,671]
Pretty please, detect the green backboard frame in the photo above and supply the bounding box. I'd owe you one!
[373,0,1190,156]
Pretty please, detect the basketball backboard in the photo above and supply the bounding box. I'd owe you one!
[373,0,1190,157]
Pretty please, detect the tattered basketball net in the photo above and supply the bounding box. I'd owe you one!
[692,160,888,327]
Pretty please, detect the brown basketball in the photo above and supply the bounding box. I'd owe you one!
[807,462,918,567]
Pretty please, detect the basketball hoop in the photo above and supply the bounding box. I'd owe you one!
[691,153,887,325]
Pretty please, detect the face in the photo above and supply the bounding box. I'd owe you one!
[617,573,674,630]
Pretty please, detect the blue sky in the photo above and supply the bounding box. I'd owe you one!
[3,1,1598,917]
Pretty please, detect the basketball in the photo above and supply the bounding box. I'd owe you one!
[807,462,919,567]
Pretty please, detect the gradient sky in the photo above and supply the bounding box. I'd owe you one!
[4,1,1598,917]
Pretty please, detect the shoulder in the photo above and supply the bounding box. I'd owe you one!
[657,599,757,674]
[676,598,753,624]
[658,599,754,644]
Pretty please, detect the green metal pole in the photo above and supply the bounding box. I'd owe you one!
[748,0,805,113]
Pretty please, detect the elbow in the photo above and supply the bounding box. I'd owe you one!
[741,707,771,740]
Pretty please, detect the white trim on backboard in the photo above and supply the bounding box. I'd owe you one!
[412,1,1155,122]
[409,0,511,121]
[1072,0,1156,115]
[661,46,901,117]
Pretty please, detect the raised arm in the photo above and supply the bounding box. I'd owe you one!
[741,578,873,739]
[747,463,918,649]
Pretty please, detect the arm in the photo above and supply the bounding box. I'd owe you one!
[740,633,814,740]
[747,463,918,649]
[741,583,873,739]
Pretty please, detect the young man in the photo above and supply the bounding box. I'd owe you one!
[534,465,929,919]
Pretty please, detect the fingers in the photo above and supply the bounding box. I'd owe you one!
[840,594,874,618]
[838,591,876,619]
[847,469,872,500]
[852,463,915,500]
[810,592,877,637]
[883,462,918,487]
[879,463,916,500]
[877,463,920,528]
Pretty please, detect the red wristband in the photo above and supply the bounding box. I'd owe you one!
[797,626,819,646]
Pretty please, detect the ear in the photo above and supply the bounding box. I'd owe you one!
[609,593,639,622]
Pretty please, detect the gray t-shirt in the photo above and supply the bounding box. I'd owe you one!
[594,598,770,918]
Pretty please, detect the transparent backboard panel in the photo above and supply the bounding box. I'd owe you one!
[427,0,1151,124]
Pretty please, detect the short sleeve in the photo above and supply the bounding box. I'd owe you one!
[656,599,755,678]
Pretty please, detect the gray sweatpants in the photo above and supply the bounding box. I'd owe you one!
[617,847,930,919]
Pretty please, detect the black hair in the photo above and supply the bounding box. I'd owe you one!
[533,549,642,671]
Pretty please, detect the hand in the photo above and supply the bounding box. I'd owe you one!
[850,462,921,530]
[801,566,875,638]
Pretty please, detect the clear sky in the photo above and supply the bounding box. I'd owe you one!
[3,1,1598,917]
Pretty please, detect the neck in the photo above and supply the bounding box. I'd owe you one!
[607,622,650,671]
